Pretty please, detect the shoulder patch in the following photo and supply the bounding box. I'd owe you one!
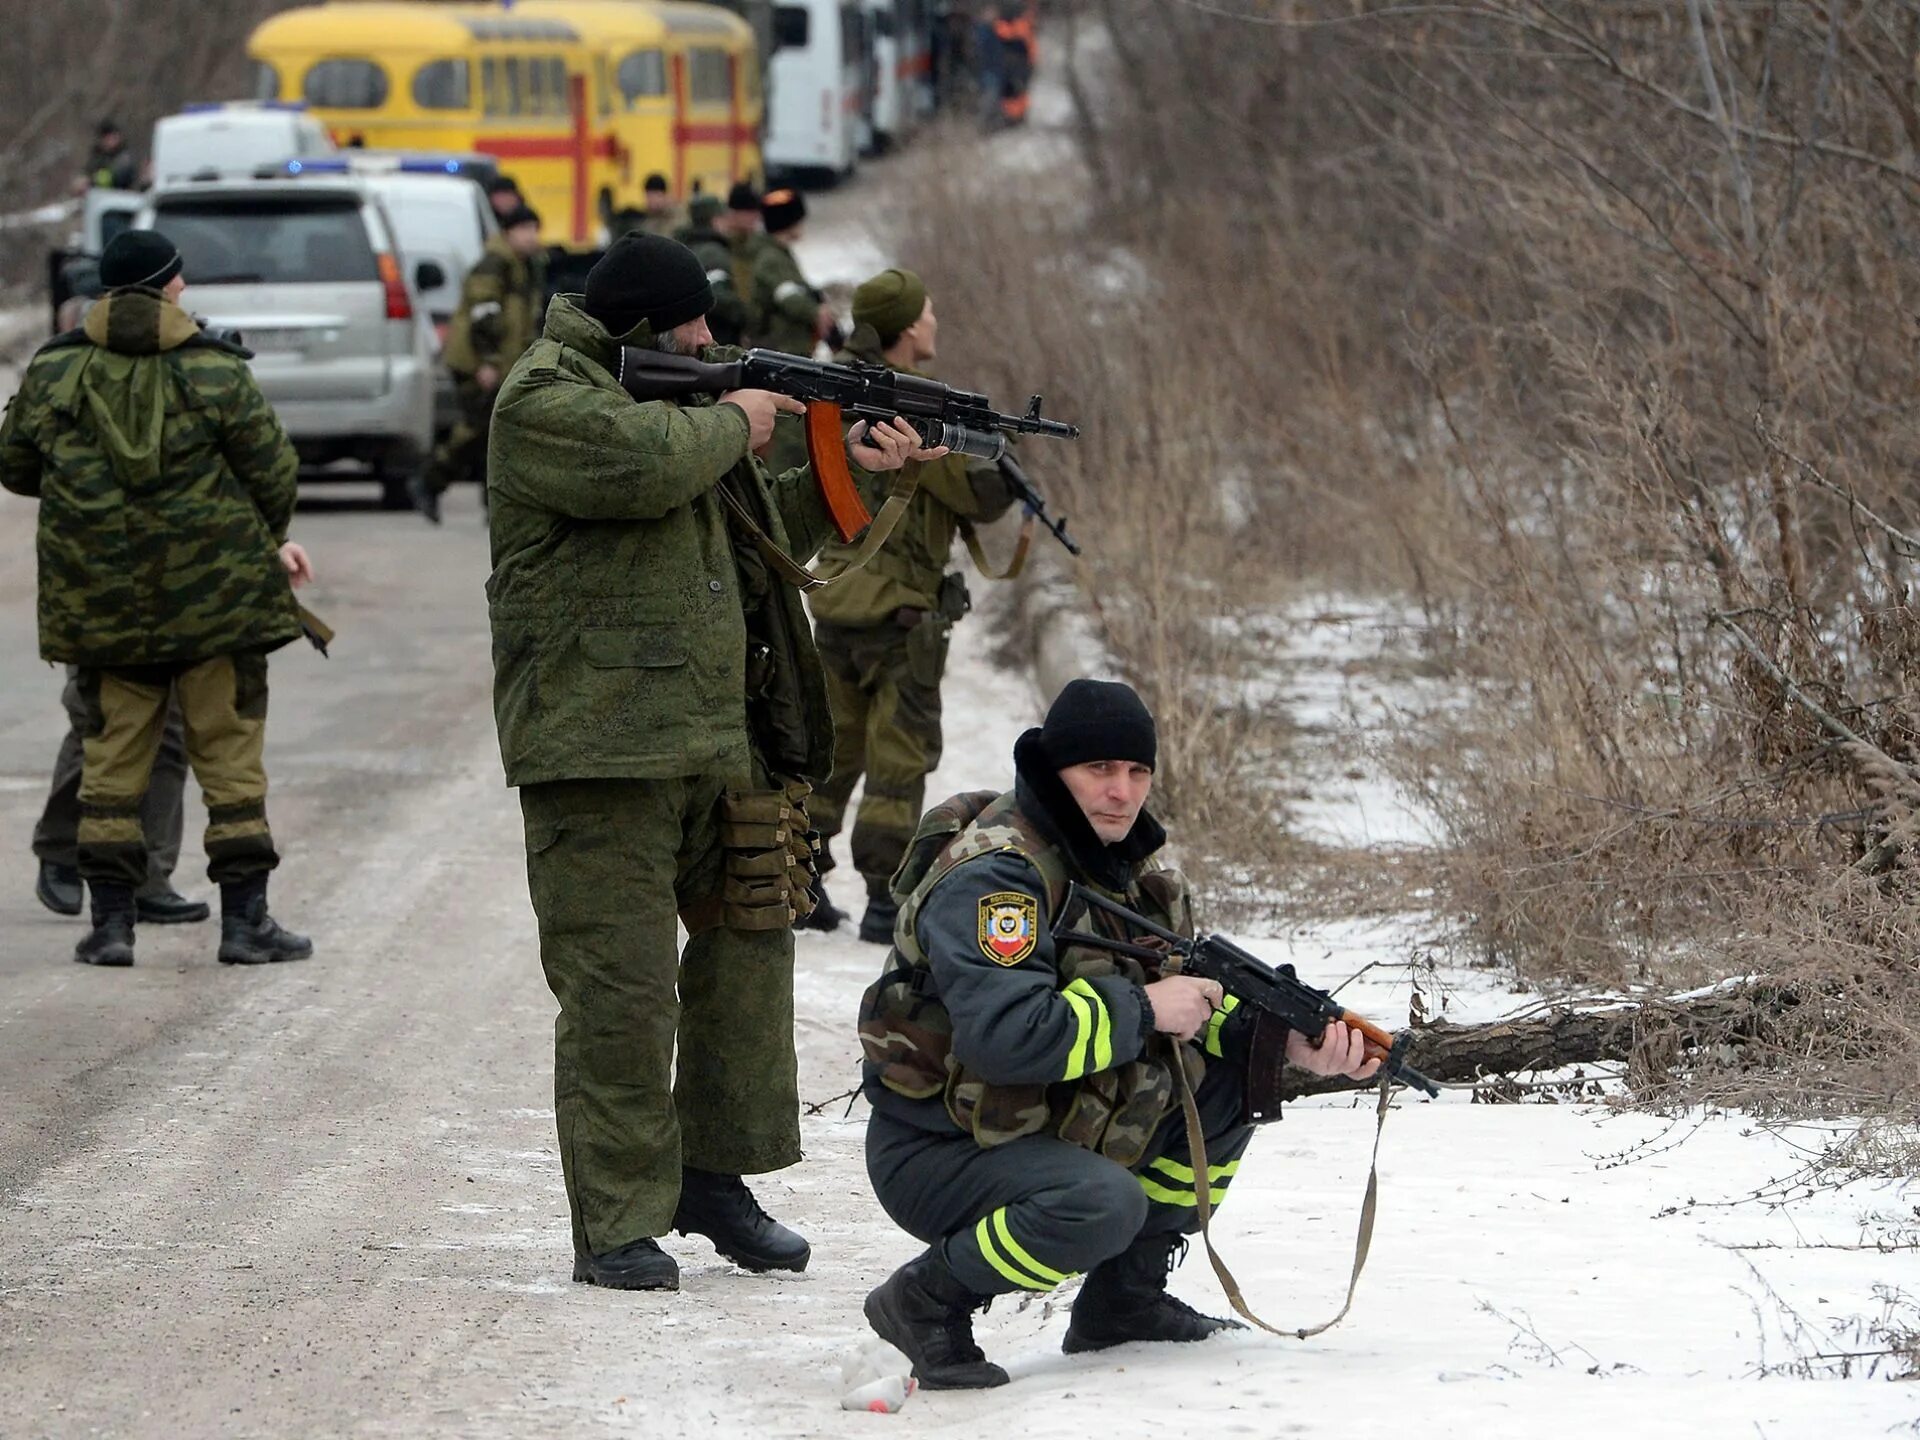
[978,891,1039,966]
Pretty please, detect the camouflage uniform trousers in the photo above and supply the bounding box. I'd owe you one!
[866,1057,1253,1297]
[36,666,188,898]
[424,377,496,498]
[75,653,278,889]
[811,615,950,897]
[519,764,805,1258]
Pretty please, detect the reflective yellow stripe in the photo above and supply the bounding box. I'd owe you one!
[974,1212,1055,1290]
[1059,985,1094,1080]
[1147,1155,1241,1185]
[1203,993,1242,1057]
[1138,1174,1233,1208]
[1064,978,1113,1072]
[992,1208,1068,1285]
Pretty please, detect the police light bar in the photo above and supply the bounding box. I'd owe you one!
[178,100,311,115]
[283,159,351,174]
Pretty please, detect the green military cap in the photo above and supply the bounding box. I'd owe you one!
[688,193,723,226]
[852,268,927,341]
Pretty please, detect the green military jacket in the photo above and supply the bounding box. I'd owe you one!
[730,231,767,313]
[749,237,820,356]
[486,294,847,787]
[809,325,1016,625]
[0,289,303,667]
[675,221,752,348]
[443,235,545,378]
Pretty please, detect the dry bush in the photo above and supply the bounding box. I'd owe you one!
[916,1,1920,1121]
[0,0,295,287]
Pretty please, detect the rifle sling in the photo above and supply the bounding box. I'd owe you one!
[1174,1050,1391,1341]
[714,463,921,594]
[957,514,1034,582]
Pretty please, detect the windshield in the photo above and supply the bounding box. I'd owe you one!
[155,197,377,285]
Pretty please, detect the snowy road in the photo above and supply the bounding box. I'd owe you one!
[0,134,1915,1440]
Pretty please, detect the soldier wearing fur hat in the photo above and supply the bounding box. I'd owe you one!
[486,231,947,1294]
[856,680,1381,1388]
[748,187,838,476]
[414,202,548,521]
[803,268,1016,941]
[0,229,317,970]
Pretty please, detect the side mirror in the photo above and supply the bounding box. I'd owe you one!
[414,260,448,292]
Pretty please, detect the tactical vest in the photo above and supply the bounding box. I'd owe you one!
[858,789,1198,1167]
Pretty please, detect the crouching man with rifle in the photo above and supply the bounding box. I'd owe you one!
[855,680,1419,1389]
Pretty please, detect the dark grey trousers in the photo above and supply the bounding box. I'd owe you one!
[866,1059,1255,1297]
[32,667,187,895]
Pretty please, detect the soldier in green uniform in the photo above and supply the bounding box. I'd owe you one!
[718,181,766,311]
[80,118,138,192]
[749,188,836,477]
[486,231,942,1292]
[856,681,1380,1387]
[613,172,682,239]
[804,269,1015,942]
[0,230,317,969]
[673,194,751,347]
[414,203,548,522]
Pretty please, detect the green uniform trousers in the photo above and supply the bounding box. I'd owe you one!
[37,666,188,896]
[75,654,276,889]
[519,772,804,1258]
[811,617,950,896]
[425,377,495,498]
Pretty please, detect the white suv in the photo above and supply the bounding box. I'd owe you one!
[140,177,437,507]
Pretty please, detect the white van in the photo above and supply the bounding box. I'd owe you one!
[765,1,865,181]
[150,103,335,185]
[865,0,930,151]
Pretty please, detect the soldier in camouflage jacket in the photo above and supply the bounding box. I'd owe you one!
[856,680,1381,1388]
[0,230,316,970]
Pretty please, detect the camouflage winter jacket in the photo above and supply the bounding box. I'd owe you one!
[486,293,855,786]
[749,237,820,357]
[442,234,546,378]
[0,289,303,667]
[809,325,1015,624]
[859,732,1254,1165]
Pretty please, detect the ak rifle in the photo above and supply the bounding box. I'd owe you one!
[1052,884,1441,1097]
[619,346,1078,545]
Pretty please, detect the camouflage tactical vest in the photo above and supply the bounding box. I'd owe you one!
[858,789,1198,1167]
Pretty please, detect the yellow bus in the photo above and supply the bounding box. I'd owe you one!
[247,1,764,250]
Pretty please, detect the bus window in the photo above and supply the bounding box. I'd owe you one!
[304,59,390,109]
[505,57,524,114]
[413,59,471,111]
[689,49,732,105]
[774,6,809,49]
[617,49,667,107]
[547,58,569,114]
[528,55,549,114]
[482,56,501,116]
[251,60,280,102]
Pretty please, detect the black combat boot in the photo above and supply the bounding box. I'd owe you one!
[794,873,848,933]
[135,882,211,925]
[857,891,899,946]
[863,1250,1010,1390]
[1062,1234,1244,1353]
[217,875,314,965]
[573,1237,680,1291]
[672,1168,811,1272]
[36,859,83,917]
[406,473,442,525]
[74,882,137,967]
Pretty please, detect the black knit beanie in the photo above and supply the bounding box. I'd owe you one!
[1038,679,1157,771]
[499,202,543,233]
[100,229,183,291]
[583,232,713,337]
[726,180,761,212]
